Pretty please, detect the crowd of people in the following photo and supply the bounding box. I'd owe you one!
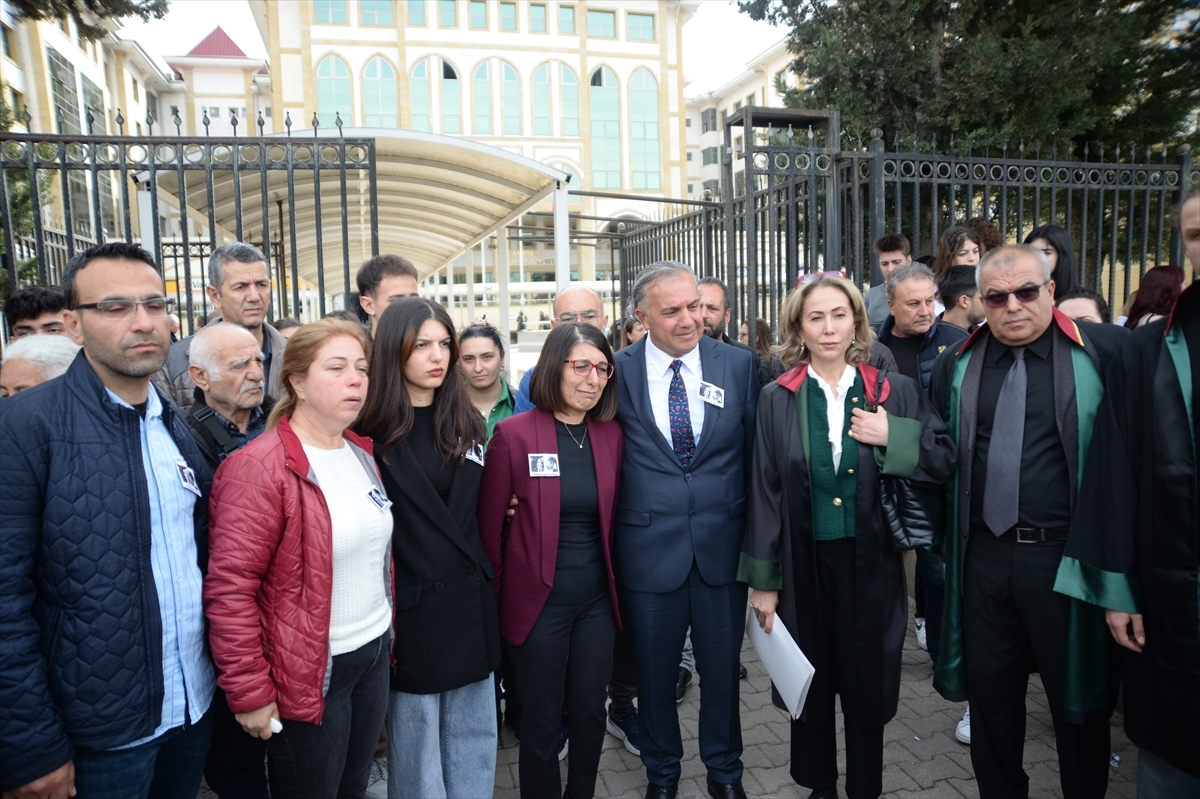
[0,181,1198,799]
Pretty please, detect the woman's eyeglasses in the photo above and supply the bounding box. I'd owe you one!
[564,359,616,378]
[981,281,1048,309]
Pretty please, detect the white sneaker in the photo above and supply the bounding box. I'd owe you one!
[955,708,971,745]
[365,757,388,799]
[915,617,927,650]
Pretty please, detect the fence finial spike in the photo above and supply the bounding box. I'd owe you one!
[312,112,320,132]
[230,109,239,137]
[1083,142,1090,160]
[258,112,266,135]
[335,112,344,135]
[931,135,938,153]
[201,109,210,136]
[85,109,95,135]
[115,109,125,135]
[949,136,955,155]
[285,111,293,137]
[146,111,154,136]
[173,108,182,136]
[21,105,31,126]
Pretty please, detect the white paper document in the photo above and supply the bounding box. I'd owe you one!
[746,608,816,720]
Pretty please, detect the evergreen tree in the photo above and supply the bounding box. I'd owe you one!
[7,0,168,42]
[740,0,1200,153]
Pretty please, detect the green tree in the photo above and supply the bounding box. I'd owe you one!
[0,95,52,303]
[742,0,1200,153]
[6,0,168,41]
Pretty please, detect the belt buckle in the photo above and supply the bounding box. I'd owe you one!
[1015,527,1043,544]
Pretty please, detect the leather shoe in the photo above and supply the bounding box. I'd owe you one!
[675,667,693,703]
[706,777,748,799]
[644,784,678,799]
[738,663,748,680]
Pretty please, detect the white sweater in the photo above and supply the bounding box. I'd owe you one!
[304,444,393,656]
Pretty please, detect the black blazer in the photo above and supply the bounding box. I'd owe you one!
[378,441,500,695]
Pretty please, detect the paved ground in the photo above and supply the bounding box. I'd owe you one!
[200,594,1139,798]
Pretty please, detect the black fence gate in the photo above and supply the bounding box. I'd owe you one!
[1,112,379,330]
[619,107,1198,334]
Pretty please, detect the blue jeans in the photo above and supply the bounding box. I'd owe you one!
[916,546,945,664]
[72,708,213,799]
[387,674,497,799]
[1137,747,1200,799]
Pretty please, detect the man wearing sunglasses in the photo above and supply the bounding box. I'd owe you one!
[930,244,1128,799]
[0,243,215,799]
[513,285,610,414]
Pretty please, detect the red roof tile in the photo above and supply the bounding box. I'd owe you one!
[187,27,247,58]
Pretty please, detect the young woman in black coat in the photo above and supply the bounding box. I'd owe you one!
[354,297,500,799]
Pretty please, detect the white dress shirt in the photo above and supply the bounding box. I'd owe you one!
[809,363,857,472]
[644,335,706,448]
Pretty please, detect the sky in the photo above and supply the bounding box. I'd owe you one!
[116,0,786,98]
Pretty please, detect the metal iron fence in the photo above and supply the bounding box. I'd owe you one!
[1,109,378,328]
[619,106,1199,334]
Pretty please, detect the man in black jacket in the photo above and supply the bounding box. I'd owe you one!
[0,243,214,799]
[181,322,274,798]
[185,323,274,472]
[875,262,967,395]
[698,277,772,389]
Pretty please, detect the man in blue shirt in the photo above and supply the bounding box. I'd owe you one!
[0,243,215,799]
[513,285,609,413]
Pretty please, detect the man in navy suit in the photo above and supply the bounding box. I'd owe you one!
[614,261,758,799]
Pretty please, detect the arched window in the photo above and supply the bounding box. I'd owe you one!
[629,69,660,190]
[411,58,430,131]
[363,57,397,127]
[561,65,579,136]
[315,54,351,124]
[501,62,521,135]
[441,60,461,133]
[532,64,551,136]
[472,62,492,134]
[589,66,620,189]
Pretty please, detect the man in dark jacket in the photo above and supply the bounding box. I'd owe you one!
[153,242,287,412]
[0,243,215,799]
[186,322,274,473]
[184,323,274,799]
[875,262,967,395]
[698,277,773,389]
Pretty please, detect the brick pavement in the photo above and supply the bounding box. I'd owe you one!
[198,602,1139,799]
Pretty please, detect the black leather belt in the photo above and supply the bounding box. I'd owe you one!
[1014,527,1069,544]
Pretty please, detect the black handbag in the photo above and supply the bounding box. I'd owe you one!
[871,371,943,552]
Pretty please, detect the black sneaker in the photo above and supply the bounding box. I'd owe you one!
[606,704,641,756]
[739,663,748,680]
[675,667,693,703]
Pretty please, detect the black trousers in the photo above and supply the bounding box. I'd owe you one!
[511,592,616,799]
[266,631,391,799]
[204,688,269,799]
[963,530,1110,799]
[790,539,884,799]
[608,615,638,711]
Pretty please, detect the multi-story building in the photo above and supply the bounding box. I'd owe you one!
[247,0,698,327]
[685,36,795,201]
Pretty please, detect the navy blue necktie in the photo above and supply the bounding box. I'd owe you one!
[669,359,696,467]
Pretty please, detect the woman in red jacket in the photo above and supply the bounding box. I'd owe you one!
[204,318,394,799]
[478,322,625,799]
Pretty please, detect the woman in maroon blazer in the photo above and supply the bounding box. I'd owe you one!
[478,322,625,799]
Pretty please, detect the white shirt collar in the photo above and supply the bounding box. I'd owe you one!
[644,334,702,378]
[809,362,857,395]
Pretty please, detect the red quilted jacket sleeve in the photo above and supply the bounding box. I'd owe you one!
[204,435,287,714]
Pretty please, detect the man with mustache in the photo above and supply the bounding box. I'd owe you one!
[154,243,288,412]
[181,322,275,797]
[873,262,965,688]
[0,242,215,799]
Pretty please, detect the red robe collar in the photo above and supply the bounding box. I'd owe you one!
[954,307,1085,356]
[776,361,891,404]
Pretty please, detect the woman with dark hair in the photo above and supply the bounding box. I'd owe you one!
[966,217,1004,254]
[1024,224,1078,300]
[621,315,647,349]
[459,324,515,442]
[753,316,773,359]
[1124,265,1185,329]
[931,226,982,277]
[205,319,393,798]
[478,323,625,799]
[354,298,500,799]
[741,277,956,799]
